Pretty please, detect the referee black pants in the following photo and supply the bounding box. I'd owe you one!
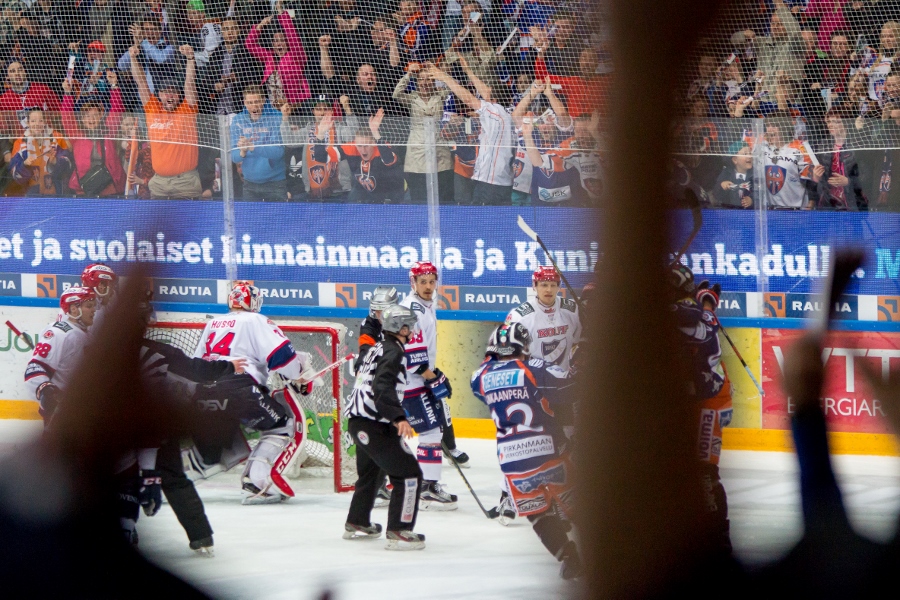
[347,418,422,532]
[158,438,213,544]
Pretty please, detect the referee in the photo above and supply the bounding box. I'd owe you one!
[343,304,426,550]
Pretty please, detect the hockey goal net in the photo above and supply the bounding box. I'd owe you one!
[146,319,356,492]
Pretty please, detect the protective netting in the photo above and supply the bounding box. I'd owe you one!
[146,319,357,492]
[0,1,608,206]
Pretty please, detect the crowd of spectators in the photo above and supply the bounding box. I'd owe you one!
[679,0,900,211]
[0,0,610,205]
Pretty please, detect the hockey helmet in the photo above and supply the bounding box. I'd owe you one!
[229,283,263,312]
[487,322,532,357]
[532,266,560,286]
[381,304,418,336]
[409,261,438,287]
[60,286,96,314]
[369,286,399,312]
[81,263,117,297]
[668,263,696,298]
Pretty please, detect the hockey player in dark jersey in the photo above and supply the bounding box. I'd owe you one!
[343,304,425,550]
[471,322,582,579]
[669,264,733,554]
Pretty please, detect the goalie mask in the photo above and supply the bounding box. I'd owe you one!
[486,322,532,357]
[81,263,117,297]
[229,283,263,312]
[369,286,399,314]
[381,304,418,336]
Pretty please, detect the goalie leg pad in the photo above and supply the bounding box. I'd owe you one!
[243,389,306,498]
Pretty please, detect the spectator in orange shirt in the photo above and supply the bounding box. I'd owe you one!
[129,42,201,199]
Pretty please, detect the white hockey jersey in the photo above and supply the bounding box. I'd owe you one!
[763,140,813,208]
[400,293,437,392]
[24,318,91,400]
[192,311,308,385]
[505,296,582,371]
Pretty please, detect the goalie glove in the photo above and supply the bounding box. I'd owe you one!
[139,469,163,516]
[432,368,452,397]
[426,370,451,402]
[36,383,60,424]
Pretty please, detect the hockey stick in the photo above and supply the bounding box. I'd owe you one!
[445,450,494,519]
[299,353,356,383]
[718,324,764,396]
[6,320,34,350]
[516,215,585,312]
[671,188,703,265]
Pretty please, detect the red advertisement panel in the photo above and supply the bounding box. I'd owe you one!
[761,329,900,433]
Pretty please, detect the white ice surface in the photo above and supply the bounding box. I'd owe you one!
[2,419,900,599]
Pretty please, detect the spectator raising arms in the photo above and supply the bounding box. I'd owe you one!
[230,85,286,201]
[61,70,126,198]
[245,8,311,108]
[130,43,202,199]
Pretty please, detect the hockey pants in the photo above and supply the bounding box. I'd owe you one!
[528,503,574,561]
[347,418,422,532]
[158,438,213,544]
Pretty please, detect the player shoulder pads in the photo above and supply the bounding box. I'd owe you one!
[545,364,569,379]
[514,302,534,317]
[527,357,546,369]
[53,321,73,333]
[409,301,425,314]
[560,298,577,312]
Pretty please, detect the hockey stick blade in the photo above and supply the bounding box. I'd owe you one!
[516,215,585,311]
[517,215,539,242]
[6,320,34,350]
[445,450,494,519]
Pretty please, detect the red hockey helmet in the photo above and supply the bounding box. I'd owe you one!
[532,266,561,286]
[81,263,117,297]
[229,283,263,313]
[60,286,96,313]
[409,261,438,286]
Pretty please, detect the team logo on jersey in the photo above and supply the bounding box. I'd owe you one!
[765,165,786,195]
[357,431,370,445]
[310,164,326,185]
[510,462,567,494]
[356,174,377,192]
[512,159,524,178]
[541,339,567,366]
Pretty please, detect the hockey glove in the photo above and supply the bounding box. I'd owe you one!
[139,469,163,516]
[696,281,721,313]
[37,383,60,424]
[432,368,452,397]
[426,371,451,402]
[288,379,314,396]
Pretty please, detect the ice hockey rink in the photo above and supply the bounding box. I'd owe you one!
[2,420,900,600]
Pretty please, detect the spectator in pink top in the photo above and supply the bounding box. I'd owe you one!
[245,7,311,108]
[806,0,850,52]
[60,70,126,197]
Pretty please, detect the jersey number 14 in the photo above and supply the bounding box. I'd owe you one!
[203,332,234,359]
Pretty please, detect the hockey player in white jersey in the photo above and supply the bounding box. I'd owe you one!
[505,266,582,373]
[399,261,461,510]
[191,282,313,504]
[26,286,97,425]
[761,120,816,209]
[56,263,117,325]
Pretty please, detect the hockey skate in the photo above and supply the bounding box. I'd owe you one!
[559,541,583,580]
[189,536,215,558]
[241,480,287,505]
[419,480,458,511]
[373,478,392,508]
[343,522,383,540]
[385,530,426,551]
[489,491,517,526]
[442,441,470,468]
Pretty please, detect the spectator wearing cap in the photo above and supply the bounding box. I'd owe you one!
[0,61,61,141]
[200,17,262,115]
[60,70,126,197]
[183,0,222,68]
[426,59,515,206]
[230,85,286,201]
[71,41,113,106]
[245,8,311,109]
[280,93,350,200]
[393,63,453,203]
[715,142,754,209]
[129,42,202,199]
